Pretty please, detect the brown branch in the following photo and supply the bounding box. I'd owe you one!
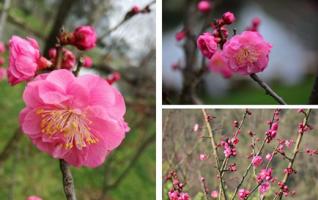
[0,0,11,39]
[250,74,287,105]
[60,159,77,200]
[274,109,311,200]
[202,109,228,200]
[0,128,22,167]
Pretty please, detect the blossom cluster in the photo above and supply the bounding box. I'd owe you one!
[7,25,129,168]
[196,12,272,78]
[165,171,191,200]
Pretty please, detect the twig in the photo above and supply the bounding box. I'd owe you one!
[199,171,209,200]
[274,109,311,200]
[0,0,11,38]
[0,128,22,167]
[250,74,287,105]
[202,109,228,200]
[60,159,77,200]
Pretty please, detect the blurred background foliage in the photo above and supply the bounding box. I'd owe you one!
[163,109,318,199]
[0,0,155,199]
[162,0,318,104]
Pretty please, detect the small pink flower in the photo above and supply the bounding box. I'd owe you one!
[106,72,121,85]
[176,31,186,41]
[251,155,263,167]
[223,31,272,75]
[265,153,273,161]
[83,56,93,68]
[48,48,57,59]
[62,49,76,70]
[199,153,208,161]
[257,168,272,183]
[222,11,235,24]
[73,26,97,50]
[211,190,218,198]
[27,196,42,200]
[197,1,211,13]
[0,41,5,53]
[193,123,200,132]
[209,51,232,78]
[168,191,179,200]
[259,182,270,195]
[20,69,128,167]
[0,67,6,81]
[8,36,40,85]
[197,32,217,59]
[131,5,141,14]
[179,192,190,200]
[238,189,250,200]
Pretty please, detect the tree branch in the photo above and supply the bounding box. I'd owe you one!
[60,159,77,200]
[0,128,22,167]
[0,0,11,39]
[250,74,287,105]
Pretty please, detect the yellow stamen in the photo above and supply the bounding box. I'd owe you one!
[36,108,98,149]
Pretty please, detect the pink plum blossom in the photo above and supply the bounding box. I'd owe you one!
[197,32,217,59]
[199,153,208,161]
[223,31,272,75]
[211,190,218,198]
[20,69,129,167]
[73,26,97,50]
[83,56,93,68]
[238,189,250,200]
[209,51,232,78]
[265,153,273,161]
[179,192,190,200]
[259,182,270,195]
[257,168,273,183]
[222,11,235,24]
[62,49,76,70]
[8,36,40,85]
[176,31,186,41]
[27,196,42,200]
[197,1,211,13]
[251,155,263,167]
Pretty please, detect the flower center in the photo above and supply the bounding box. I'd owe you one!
[235,48,258,65]
[36,108,98,149]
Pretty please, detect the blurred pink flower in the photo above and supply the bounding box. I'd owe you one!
[222,11,235,24]
[211,190,218,198]
[83,56,93,68]
[251,155,263,167]
[27,196,42,200]
[238,189,250,200]
[62,49,76,70]
[223,31,272,75]
[0,41,5,53]
[73,26,97,50]
[175,31,186,41]
[8,36,40,85]
[179,192,190,200]
[257,168,272,183]
[265,153,273,161]
[199,153,208,161]
[131,5,141,14]
[259,182,270,195]
[209,50,232,78]
[0,67,6,81]
[197,1,211,13]
[0,57,4,65]
[20,69,128,167]
[197,32,217,59]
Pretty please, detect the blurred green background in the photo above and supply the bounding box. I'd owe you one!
[163,109,318,199]
[0,0,155,199]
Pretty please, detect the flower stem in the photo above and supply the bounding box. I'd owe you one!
[250,73,287,105]
[60,159,77,200]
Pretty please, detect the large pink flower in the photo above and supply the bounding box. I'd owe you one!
[8,36,40,85]
[223,31,272,75]
[20,69,129,167]
[209,50,232,78]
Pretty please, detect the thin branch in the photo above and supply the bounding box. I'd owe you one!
[0,0,11,39]
[202,109,228,200]
[250,74,287,105]
[308,73,318,104]
[60,159,77,200]
[274,109,311,200]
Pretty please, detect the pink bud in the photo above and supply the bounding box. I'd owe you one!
[82,56,93,68]
[48,48,57,59]
[211,190,218,198]
[131,5,141,14]
[199,153,208,161]
[251,155,263,167]
[175,31,186,41]
[62,49,76,70]
[265,153,273,161]
[222,11,236,24]
[73,25,97,50]
[106,72,121,85]
[197,1,211,13]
